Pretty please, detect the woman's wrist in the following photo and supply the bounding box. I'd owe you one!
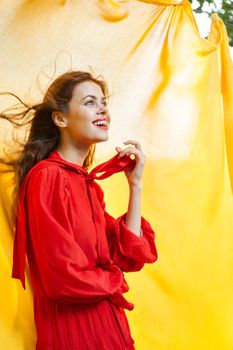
[128,180,142,190]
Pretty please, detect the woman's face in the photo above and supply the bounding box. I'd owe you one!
[62,80,110,147]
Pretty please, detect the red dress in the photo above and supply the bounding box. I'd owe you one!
[12,148,158,350]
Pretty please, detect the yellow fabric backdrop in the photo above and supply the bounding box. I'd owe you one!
[0,0,233,349]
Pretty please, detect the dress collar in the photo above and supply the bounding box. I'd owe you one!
[47,148,88,175]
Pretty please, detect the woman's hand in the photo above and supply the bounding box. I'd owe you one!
[115,140,146,187]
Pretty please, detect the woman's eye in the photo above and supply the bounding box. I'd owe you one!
[85,100,108,107]
[85,100,94,105]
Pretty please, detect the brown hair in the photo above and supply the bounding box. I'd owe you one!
[0,70,109,223]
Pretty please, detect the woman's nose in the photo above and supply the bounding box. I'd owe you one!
[97,103,108,115]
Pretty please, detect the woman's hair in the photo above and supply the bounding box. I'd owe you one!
[0,70,109,224]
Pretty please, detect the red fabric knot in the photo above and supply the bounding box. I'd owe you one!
[85,175,94,183]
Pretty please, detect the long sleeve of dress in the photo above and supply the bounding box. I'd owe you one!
[94,181,158,272]
[26,167,124,304]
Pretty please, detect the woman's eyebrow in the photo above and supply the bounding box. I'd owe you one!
[81,95,106,101]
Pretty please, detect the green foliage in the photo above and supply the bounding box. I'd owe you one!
[190,0,233,46]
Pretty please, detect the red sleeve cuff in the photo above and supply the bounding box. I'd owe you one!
[114,213,158,263]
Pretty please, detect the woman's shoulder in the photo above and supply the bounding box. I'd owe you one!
[23,160,65,190]
[32,159,61,172]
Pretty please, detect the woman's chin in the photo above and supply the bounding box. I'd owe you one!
[94,134,109,143]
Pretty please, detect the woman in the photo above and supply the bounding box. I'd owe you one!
[3,71,157,349]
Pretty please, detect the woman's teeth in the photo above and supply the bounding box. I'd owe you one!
[92,120,108,130]
[93,121,107,126]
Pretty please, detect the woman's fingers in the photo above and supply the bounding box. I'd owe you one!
[118,146,140,158]
[123,140,142,151]
[115,140,146,167]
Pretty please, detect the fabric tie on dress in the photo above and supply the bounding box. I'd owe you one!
[12,150,136,299]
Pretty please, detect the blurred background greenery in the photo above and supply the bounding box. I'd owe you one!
[190,0,233,46]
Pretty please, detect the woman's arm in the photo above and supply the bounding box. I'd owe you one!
[116,139,146,238]
[94,181,157,272]
[125,183,142,237]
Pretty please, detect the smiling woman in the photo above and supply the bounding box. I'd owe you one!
[51,80,111,166]
[0,71,158,350]
[0,71,110,194]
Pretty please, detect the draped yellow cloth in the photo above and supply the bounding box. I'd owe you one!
[0,0,232,349]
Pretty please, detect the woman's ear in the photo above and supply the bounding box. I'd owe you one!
[51,111,67,128]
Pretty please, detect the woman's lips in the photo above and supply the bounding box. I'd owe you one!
[92,120,109,130]
[93,124,109,130]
